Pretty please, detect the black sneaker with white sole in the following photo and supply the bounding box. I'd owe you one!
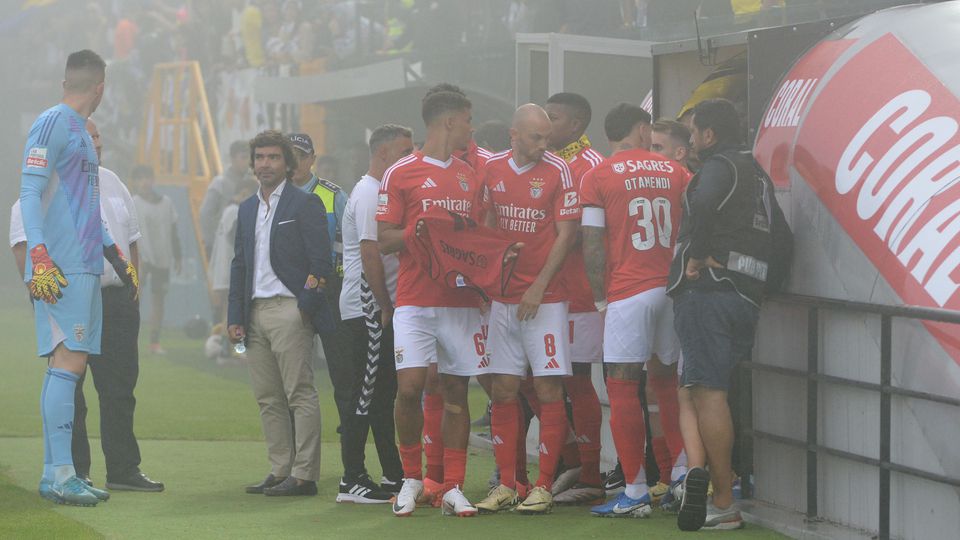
[601,461,625,493]
[380,476,401,495]
[677,467,710,531]
[336,475,394,504]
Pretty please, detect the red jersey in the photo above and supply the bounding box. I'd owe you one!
[580,148,690,302]
[482,150,580,304]
[376,151,484,308]
[458,139,493,173]
[562,145,605,313]
[405,207,520,303]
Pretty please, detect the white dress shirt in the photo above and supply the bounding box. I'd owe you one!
[253,180,295,299]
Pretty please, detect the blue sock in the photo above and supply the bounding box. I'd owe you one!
[40,368,52,482]
[44,368,79,484]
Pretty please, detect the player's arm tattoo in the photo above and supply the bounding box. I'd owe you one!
[582,225,606,302]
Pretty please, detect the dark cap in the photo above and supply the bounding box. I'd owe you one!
[288,133,314,154]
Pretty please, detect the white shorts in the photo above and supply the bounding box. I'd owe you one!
[603,287,680,365]
[486,301,571,377]
[569,311,603,363]
[393,306,487,376]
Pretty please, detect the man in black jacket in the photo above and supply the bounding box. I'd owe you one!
[667,99,778,531]
[228,130,333,497]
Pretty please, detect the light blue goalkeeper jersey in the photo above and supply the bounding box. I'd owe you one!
[20,103,111,276]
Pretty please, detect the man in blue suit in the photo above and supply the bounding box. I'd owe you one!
[227,130,333,497]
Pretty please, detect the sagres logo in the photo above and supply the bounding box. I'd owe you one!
[613,162,626,174]
[793,33,960,364]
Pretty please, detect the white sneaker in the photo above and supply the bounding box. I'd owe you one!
[392,478,423,517]
[551,466,581,495]
[441,485,477,517]
[704,503,744,530]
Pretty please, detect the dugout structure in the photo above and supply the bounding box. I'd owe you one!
[653,4,960,539]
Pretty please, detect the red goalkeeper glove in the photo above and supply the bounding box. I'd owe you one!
[28,244,68,304]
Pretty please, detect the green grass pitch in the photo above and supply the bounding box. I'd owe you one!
[0,307,785,539]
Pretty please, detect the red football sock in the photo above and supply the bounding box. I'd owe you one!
[565,374,602,486]
[649,369,683,476]
[399,443,423,480]
[561,439,581,468]
[422,392,444,483]
[534,401,569,490]
[516,413,529,486]
[652,436,672,485]
[491,401,520,489]
[443,447,467,495]
[606,377,647,487]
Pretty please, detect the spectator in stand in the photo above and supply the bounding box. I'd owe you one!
[267,0,317,65]
[200,141,254,256]
[131,165,182,356]
[241,0,266,67]
[114,5,143,60]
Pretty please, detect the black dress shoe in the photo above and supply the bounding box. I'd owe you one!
[105,471,165,492]
[246,474,286,494]
[263,476,318,497]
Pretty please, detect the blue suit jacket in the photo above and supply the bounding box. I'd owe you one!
[227,182,335,334]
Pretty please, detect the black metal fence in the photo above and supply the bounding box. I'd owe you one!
[739,293,960,539]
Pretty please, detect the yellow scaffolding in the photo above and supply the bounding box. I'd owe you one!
[137,61,222,284]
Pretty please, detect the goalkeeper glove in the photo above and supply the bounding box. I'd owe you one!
[28,244,68,304]
[104,244,139,301]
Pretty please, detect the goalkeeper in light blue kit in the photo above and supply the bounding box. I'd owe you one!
[20,50,138,507]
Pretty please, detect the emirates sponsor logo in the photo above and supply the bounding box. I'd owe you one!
[421,197,472,213]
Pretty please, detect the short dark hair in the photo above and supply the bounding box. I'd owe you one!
[130,164,154,180]
[422,91,471,126]
[424,83,465,100]
[652,119,691,147]
[546,92,592,130]
[691,98,742,145]
[604,103,651,142]
[229,140,249,157]
[474,120,510,153]
[249,130,296,178]
[64,50,106,92]
[369,124,413,154]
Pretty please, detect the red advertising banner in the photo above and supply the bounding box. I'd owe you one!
[754,39,854,187]
[793,33,960,363]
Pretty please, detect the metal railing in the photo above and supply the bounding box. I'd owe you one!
[740,293,960,540]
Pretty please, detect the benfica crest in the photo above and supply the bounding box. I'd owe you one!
[613,162,626,174]
[457,172,469,192]
[529,179,545,199]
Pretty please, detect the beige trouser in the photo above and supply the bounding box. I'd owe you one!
[246,296,321,481]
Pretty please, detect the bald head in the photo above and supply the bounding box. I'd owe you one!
[510,104,552,165]
[86,118,102,163]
